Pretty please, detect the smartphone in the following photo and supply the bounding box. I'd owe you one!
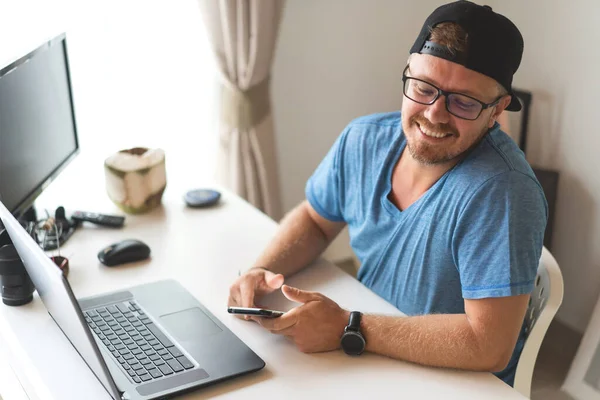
[227,306,285,318]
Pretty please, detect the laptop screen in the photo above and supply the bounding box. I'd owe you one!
[0,201,121,399]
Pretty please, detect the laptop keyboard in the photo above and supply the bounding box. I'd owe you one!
[84,300,194,384]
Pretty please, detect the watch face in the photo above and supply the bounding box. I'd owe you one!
[341,331,365,355]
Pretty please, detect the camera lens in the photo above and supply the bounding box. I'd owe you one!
[0,244,35,306]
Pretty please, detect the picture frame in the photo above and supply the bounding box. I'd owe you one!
[505,89,532,154]
[563,296,600,399]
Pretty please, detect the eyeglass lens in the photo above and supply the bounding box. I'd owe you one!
[404,78,483,120]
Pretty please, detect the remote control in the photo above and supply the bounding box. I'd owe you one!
[71,211,125,228]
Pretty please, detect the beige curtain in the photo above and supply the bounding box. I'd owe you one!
[198,0,284,220]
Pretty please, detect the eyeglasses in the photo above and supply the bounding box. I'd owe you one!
[401,67,502,121]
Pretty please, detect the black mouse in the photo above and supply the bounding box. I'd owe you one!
[98,239,151,266]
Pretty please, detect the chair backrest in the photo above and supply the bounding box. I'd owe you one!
[514,246,564,398]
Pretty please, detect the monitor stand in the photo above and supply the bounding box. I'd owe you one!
[19,205,78,251]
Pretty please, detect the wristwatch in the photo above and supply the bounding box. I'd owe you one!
[341,311,366,356]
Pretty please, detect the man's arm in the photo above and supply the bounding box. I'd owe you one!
[259,289,529,373]
[250,200,346,277]
[362,294,530,372]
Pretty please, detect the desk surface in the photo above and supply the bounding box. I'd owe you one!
[0,190,525,400]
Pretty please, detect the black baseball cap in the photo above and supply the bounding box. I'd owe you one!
[410,1,523,111]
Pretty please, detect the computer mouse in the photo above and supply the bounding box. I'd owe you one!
[98,239,151,267]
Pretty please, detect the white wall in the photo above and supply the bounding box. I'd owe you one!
[0,0,218,209]
[273,0,600,333]
[272,0,450,262]
[487,0,600,333]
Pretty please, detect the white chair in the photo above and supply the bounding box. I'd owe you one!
[514,246,564,398]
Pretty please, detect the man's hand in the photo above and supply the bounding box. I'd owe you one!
[257,285,349,353]
[228,268,284,320]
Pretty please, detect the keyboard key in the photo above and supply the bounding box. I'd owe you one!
[158,349,169,356]
[115,344,126,351]
[107,345,116,352]
[132,363,144,371]
[117,357,125,364]
[154,359,165,366]
[162,354,173,360]
[167,359,184,373]
[152,344,164,351]
[148,339,159,346]
[123,353,135,361]
[168,347,183,358]
[86,310,98,317]
[176,356,194,370]
[132,376,141,384]
[123,339,135,346]
[146,324,175,348]
[116,303,130,314]
[127,369,137,377]
[127,344,139,351]
[141,359,153,367]
[148,368,163,379]
[149,354,161,362]
[107,306,119,314]
[127,358,139,366]
[141,318,152,325]
[158,363,173,375]
[140,374,152,382]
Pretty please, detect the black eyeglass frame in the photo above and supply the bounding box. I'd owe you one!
[401,65,504,121]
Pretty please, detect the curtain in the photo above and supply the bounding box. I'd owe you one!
[198,0,285,220]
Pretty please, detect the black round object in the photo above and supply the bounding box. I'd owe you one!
[184,189,221,208]
[341,331,366,355]
[0,244,35,306]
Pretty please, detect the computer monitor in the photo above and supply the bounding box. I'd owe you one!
[0,33,79,220]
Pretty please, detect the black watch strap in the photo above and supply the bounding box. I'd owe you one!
[347,311,362,332]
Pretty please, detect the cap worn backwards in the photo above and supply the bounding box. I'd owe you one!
[410,0,524,111]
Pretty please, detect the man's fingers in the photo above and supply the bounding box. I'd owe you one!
[281,285,320,304]
[257,313,297,332]
[239,280,255,308]
[264,271,285,290]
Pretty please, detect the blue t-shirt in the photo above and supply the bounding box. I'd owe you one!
[305,112,547,386]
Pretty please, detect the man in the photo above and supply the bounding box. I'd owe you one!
[228,0,547,386]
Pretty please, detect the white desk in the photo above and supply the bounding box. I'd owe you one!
[0,190,525,399]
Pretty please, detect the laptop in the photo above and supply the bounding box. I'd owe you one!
[0,202,265,400]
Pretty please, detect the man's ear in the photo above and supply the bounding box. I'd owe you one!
[488,95,512,128]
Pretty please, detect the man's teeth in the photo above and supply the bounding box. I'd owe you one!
[420,126,451,138]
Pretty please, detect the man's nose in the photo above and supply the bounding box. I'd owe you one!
[424,95,451,125]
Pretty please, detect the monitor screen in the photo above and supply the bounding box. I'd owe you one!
[0,33,79,217]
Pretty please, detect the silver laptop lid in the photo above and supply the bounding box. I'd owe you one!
[0,201,121,400]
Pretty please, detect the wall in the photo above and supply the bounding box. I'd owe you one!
[0,0,218,209]
[487,0,600,333]
[272,0,451,262]
[273,0,600,333]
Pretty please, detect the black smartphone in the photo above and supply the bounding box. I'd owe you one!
[227,306,285,318]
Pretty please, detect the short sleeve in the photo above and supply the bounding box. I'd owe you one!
[453,171,548,299]
[305,128,350,222]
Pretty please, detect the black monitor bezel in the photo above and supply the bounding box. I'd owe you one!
[0,32,80,218]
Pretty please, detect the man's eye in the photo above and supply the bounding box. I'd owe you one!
[416,85,435,96]
[452,97,478,110]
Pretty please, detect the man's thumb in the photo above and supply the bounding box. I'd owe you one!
[264,271,284,289]
[281,285,319,304]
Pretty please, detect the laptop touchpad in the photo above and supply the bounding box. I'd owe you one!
[160,308,222,342]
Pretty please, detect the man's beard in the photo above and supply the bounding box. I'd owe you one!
[405,114,489,165]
